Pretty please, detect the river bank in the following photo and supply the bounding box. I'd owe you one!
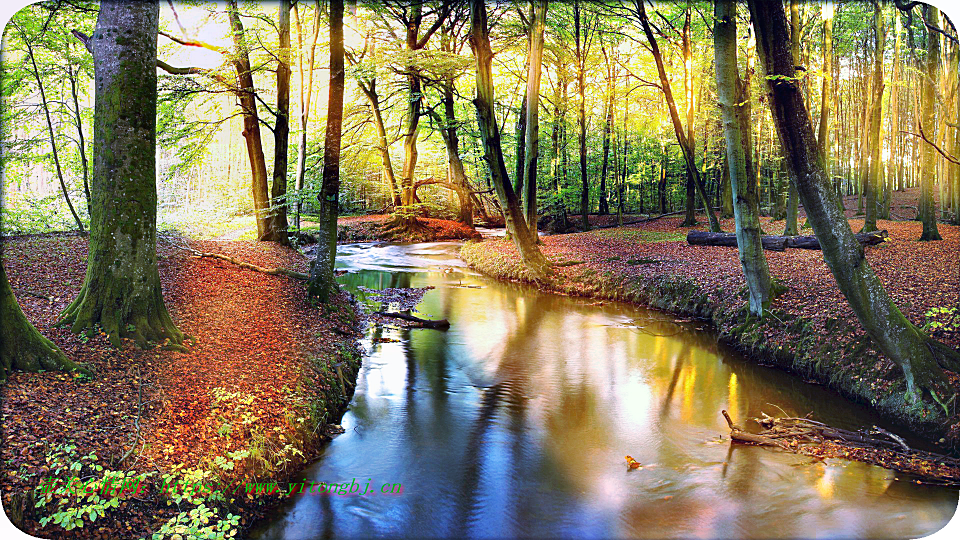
[1,234,362,538]
[461,216,960,451]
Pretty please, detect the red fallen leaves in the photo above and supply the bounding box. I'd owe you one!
[337,214,482,243]
[1,233,360,538]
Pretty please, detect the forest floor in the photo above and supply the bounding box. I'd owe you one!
[1,234,362,538]
[336,214,481,243]
[462,215,960,451]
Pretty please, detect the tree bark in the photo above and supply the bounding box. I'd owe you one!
[574,0,591,231]
[749,0,960,404]
[714,0,773,316]
[60,0,183,349]
[919,5,942,241]
[307,0,344,301]
[226,0,274,241]
[522,0,548,237]
[863,1,885,234]
[266,0,292,245]
[599,42,614,216]
[469,0,549,276]
[783,0,801,236]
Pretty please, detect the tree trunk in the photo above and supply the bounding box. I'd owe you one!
[749,0,960,404]
[885,10,900,221]
[307,0,344,301]
[293,0,321,233]
[469,0,549,276]
[266,0,292,245]
[66,47,92,220]
[783,0,801,236]
[522,0,547,237]
[431,76,474,227]
[681,8,697,227]
[574,0,591,231]
[60,0,183,349]
[714,0,773,316]
[599,43,614,216]
[226,0,274,241]
[817,2,834,159]
[2,260,84,380]
[919,5,942,240]
[862,1,885,233]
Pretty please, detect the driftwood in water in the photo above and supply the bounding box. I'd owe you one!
[376,311,450,330]
[721,409,960,486]
[687,229,887,251]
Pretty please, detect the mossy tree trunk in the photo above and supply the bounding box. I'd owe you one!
[749,0,960,404]
[307,0,344,302]
[714,0,773,317]
[1,260,85,381]
[59,0,183,349]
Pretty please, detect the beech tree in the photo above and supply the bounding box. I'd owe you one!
[918,4,943,241]
[748,0,960,405]
[522,0,548,237]
[60,0,184,349]
[714,0,772,317]
[469,0,549,276]
[307,0,345,301]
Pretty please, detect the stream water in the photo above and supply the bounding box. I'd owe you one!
[252,241,957,539]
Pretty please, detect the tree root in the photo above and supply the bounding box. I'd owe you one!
[722,409,960,486]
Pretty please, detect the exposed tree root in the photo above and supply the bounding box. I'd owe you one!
[722,409,960,486]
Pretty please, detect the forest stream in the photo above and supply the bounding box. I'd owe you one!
[252,240,958,539]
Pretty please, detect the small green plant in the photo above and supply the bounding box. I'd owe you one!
[33,444,150,531]
[923,306,960,334]
[151,503,240,540]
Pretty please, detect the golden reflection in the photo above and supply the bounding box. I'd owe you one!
[815,466,836,499]
[681,364,697,422]
[727,372,739,424]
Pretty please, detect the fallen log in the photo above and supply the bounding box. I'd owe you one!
[375,311,450,330]
[687,229,887,251]
[687,231,787,251]
[786,229,888,249]
[193,252,309,280]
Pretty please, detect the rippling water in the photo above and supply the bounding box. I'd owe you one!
[252,241,957,539]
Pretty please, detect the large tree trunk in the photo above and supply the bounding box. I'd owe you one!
[749,0,960,404]
[60,0,183,349]
[522,0,548,237]
[293,0,321,234]
[226,0,274,241]
[307,0,344,301]
[469,0,549,276]
[884,10,900,221]
[919,5,943,241]
[634,0,721,232]
[266,0,292,245]
[714,0,772,316]
[430,74,474,227]
[2,260,84,380]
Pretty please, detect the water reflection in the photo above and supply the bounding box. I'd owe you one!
[252,242,957,539]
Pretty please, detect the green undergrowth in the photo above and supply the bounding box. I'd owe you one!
[461,240,957,452]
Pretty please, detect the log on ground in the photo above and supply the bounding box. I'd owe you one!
[687,230,888,251]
